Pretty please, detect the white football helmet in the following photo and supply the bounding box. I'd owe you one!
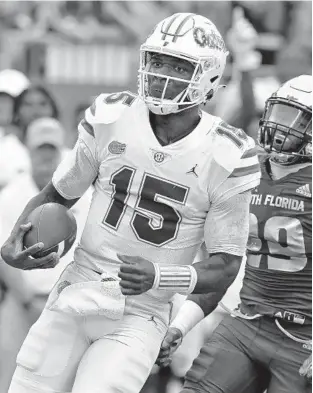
[138,13,229,115]
[258,75,312,165]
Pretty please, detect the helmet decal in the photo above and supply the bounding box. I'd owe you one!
[160,13,195,42]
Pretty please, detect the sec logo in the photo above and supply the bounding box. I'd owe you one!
[154,152,165,163]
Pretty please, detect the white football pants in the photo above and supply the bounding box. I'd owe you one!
[8,263,171,393]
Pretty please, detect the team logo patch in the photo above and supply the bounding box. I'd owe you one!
[296,184,311,198]
[108,141,126,155]
[57,280,71,295]
[193,27,207,47]
[154,152,165,163]
[186,164,199,178]
[148,315,157,326]
[150,149,171,164]
[193,27,227,52]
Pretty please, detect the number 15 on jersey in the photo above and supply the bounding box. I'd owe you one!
[103,166,189,247]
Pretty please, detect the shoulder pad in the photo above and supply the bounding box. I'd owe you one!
[88,91,138,125]
[214,120,252,151]
[212,120,254,172]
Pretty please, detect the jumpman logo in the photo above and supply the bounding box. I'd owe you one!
[186,164,199,178]
[148,315,157,326]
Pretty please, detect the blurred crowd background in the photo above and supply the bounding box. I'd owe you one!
[0,0,311,143]
[0,1,311,393]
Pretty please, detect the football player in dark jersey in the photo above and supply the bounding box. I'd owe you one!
[157,74,312,393]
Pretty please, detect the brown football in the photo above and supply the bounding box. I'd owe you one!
[23,203,77,259]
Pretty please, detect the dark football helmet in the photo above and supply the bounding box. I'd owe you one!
[258,75,312,165]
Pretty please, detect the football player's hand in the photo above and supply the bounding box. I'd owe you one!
[0,223,59,270]
[117,254,156,295]
[299,353,312,384]
[156,327,183,367]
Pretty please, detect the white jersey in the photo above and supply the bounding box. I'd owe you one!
[53,92,260,279]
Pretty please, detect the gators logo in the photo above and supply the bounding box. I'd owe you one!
[193,27,207,47]
[193,27,227,52]
[108,141,126,155]
[57,280,71,295]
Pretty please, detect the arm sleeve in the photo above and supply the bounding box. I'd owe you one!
[204,191,251,256]
[52,106,100,200]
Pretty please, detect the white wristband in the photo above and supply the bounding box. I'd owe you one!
[170,300,205,337]
[152,264,198,295]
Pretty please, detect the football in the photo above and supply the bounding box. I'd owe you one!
[23,203,77,259]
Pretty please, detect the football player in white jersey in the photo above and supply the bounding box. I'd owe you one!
[1,13,260,393]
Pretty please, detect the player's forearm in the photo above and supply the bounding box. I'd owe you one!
[9,181,78,237]
[191,253,242,313]
[168,292,225,338]
[152,253,242,299]
[169,254,242,337]
[193,252,242,293]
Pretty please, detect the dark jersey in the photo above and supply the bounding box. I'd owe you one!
[240,158,312,324]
